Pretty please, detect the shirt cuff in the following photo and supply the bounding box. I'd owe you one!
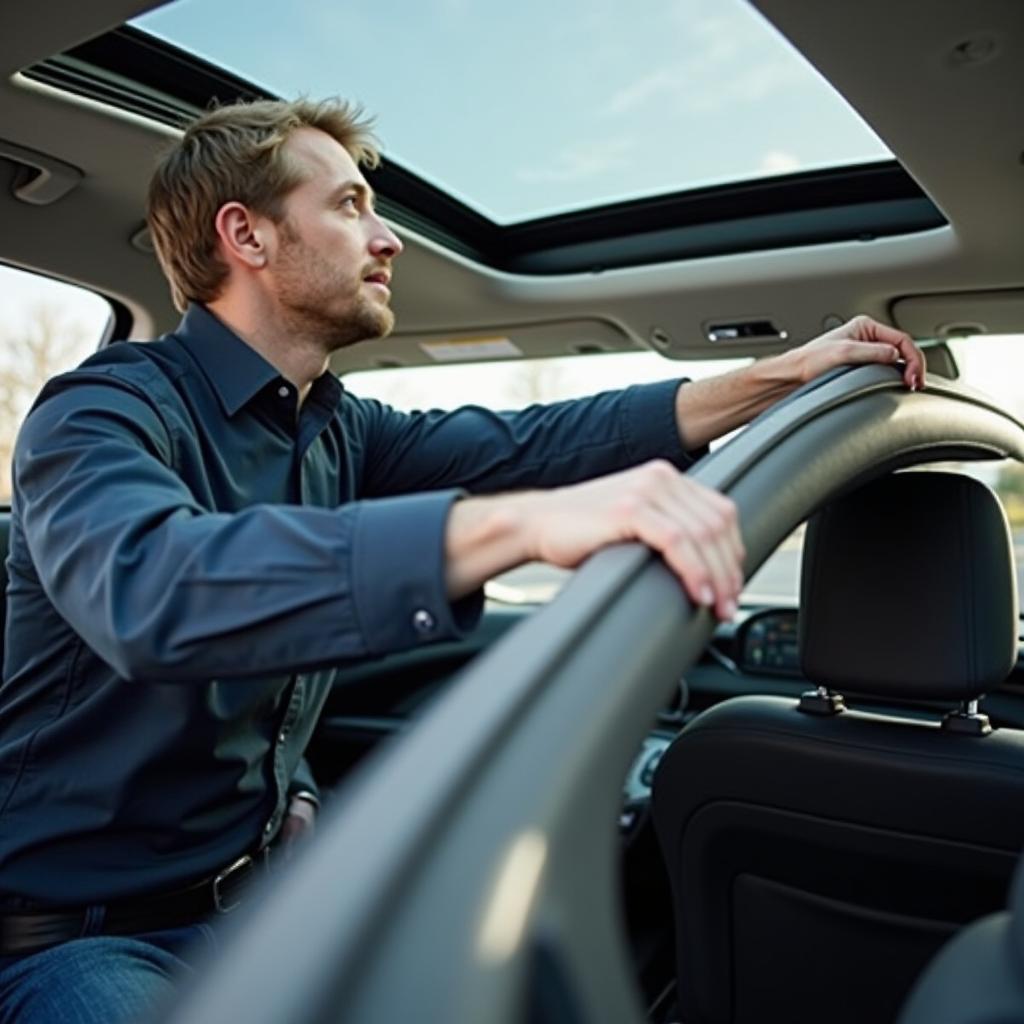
[352,489,485,655]
[287,757,320,807]
[621,378,709,468]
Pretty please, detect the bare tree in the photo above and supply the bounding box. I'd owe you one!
[504,359,567,407]
[347,358,570,415]
[0,302,96,501]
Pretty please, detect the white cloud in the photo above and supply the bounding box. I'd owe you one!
[603,56,801,118]
[517,138,633,185]
[602,4,805,119]
[605,69,681,117]
[758,150,801,173]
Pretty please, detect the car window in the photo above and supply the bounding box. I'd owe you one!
[348,339,1024,606]
[743,457,1024,605]
[746,334,1024,605]
[133,0,893,224]
[346,351,750,604]
[345,350,751,412]
[0,264,113,504]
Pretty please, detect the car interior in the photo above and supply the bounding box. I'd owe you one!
[3,1,1024,1022]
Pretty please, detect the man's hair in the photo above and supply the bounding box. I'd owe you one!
[147,98,380,312]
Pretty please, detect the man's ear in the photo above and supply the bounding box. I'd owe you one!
[214,201,269,270]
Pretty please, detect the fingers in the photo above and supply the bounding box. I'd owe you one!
[530,461,745,618]
[629,461,744,619]
[843,315,926,390]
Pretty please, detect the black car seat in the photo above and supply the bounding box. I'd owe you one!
[651,471,1024,1024]
[899,846,1024,1024]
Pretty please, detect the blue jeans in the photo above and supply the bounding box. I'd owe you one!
[0,923,217,1023]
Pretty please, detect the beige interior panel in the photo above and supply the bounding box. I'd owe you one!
[893,290,1024,338]
[331,318,641,373]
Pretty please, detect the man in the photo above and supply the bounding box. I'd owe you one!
[0,98,924,1022]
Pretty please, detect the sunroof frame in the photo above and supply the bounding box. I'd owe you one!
[23,25,947,276]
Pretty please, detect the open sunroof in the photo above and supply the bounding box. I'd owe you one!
[131,0,894,225]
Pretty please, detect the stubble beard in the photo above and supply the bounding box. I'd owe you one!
[275,234,395,355]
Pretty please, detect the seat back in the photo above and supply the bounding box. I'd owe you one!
[652,472,1024,1024]
[898,850,1024,1024]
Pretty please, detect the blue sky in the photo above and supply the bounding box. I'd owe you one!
[135,0,891,222]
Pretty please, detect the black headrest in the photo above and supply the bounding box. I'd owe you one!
[800,472,1018,702]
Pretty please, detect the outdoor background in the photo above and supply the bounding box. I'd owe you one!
[3,262,1024,605]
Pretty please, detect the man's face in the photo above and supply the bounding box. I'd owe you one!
[266,127,403,352]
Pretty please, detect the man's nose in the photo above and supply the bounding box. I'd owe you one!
[368,216,403,259]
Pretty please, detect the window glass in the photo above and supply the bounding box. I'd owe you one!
[746,334,1024,606]
[0,265,112,503]
[346,350,750,411]
[347,351,750,604]
[348,337,1024,607]
[743,457,1024,608]
[133,0,891,224]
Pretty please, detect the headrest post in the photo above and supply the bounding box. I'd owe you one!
[941,699,993,737]
[798,684,846,716]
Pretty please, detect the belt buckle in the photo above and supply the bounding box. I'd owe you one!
[212,855,254,913]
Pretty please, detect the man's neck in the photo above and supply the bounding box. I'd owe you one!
[207,296,330,406]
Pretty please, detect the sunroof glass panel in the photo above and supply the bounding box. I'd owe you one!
[132,0,892,224]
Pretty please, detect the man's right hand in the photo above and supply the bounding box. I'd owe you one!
[446,460,744,620]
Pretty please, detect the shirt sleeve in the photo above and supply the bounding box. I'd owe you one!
[350,378,707,497]
[13,381,481,683]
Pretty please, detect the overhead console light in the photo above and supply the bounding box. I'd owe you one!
[705,319,788,343]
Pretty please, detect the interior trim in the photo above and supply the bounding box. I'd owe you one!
[21,26,948,276]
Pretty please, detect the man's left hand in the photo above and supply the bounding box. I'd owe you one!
[674,314,927,450]
[787,314,926,391]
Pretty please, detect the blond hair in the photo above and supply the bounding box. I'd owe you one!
[147,98,379,311]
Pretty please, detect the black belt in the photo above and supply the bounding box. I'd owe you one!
[0,851,268,957]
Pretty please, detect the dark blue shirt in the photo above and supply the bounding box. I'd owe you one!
[0,304,698,904]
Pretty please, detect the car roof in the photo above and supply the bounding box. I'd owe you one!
[1,0,1022,372]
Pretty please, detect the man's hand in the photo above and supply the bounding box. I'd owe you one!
[786,315,925,391]
[675,314,927,449]
[530,461,744,619]
[279,794,317,860]
[447,461,744,619]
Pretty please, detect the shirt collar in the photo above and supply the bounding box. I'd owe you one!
[174,304,284,417]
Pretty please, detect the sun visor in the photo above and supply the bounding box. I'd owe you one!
[892,290,1024,340]
[332,318,637,372]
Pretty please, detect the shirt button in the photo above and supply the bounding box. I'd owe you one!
[278,731,287,743]
[277,385,290,398]
[412,608,436,635]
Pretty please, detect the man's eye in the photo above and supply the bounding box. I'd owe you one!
[338,195,359,210]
